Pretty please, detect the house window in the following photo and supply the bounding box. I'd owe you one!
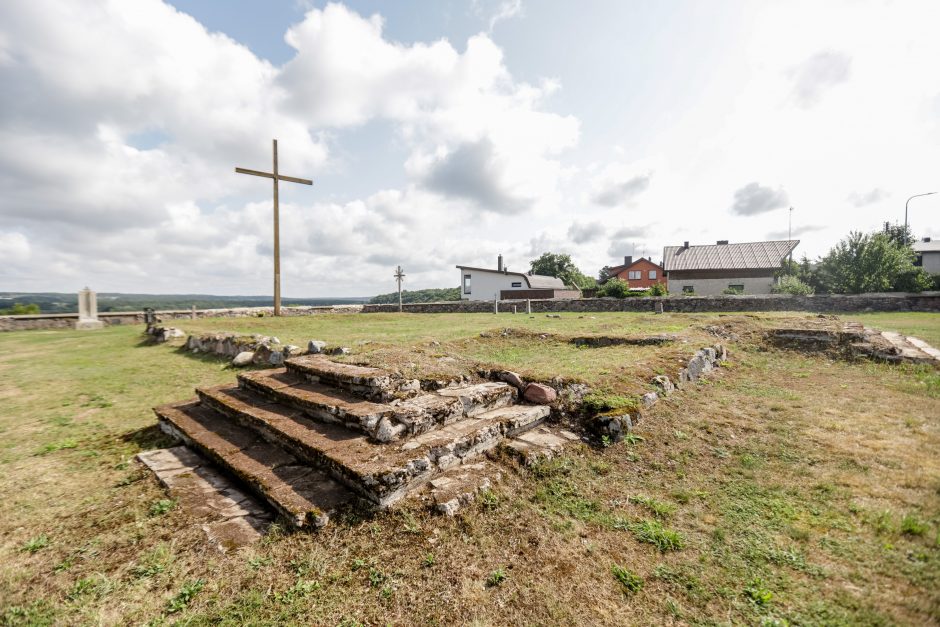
[682,286,694,293]
[914,255,923,267]
[463,274,471,295]
[628,270,641,280]
[511,282,522,288]
[648,270,657,279]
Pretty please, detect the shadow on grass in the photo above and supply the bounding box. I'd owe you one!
[121,424,177,451]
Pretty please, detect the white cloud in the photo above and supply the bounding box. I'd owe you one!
[789,50,851,108]
[729,183,789,216]
[567,221,604,244]
[474,0,524,32]
[588,165,651,207]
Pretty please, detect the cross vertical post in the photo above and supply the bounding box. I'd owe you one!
[394,265,406,313]
[236,140,313,316]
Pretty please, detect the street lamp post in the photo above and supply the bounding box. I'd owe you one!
[905,192,937,234]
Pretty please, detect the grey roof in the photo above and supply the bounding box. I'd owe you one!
[662,240,799,272]
[913,240,940,253]
[455,266,566,289]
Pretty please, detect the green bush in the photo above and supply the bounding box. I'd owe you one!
[722,287,743,295]
[771,275,815,296]
[597,278,631,298]
[648,282,668,296]
[0,302,40,315]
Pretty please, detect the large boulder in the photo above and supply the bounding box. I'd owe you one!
[523,382,557,404]
[307,340,327,354]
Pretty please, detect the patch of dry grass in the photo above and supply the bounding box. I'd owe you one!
[1,314,938,625]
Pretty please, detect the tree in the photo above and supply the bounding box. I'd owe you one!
[777,255,824,292]
[369,287,460,304]
[0,302,40,315]
[597,265,615,283]
[529,252,595,289]
[771,275,815,295]
[817,230,930,293]
[596,278,631,298]
[882,222,915,247]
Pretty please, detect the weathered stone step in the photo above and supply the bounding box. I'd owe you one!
[500,425,582,466]
[191,385,549,507]
[154,401,354,529]
[285,355,414,400]
[237,369,516,442]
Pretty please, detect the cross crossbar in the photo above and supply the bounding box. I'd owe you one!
[235,167,312,186]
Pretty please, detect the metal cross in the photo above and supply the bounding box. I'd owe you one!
[236,139,313,316]
[394,265,406,312]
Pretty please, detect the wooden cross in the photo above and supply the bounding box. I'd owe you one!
[394,265,406,312]
[235,139,313,316]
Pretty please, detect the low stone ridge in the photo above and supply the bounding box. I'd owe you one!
[768,323,940,366]
[136,446,271,550]
[570,334,676,347]
[148,357,555,527]
[588,343,727,443]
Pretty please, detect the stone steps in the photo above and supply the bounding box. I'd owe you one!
[150,356,555,530]
[188,385,548,507]
[237,369,515,443]
[154,401,355,529]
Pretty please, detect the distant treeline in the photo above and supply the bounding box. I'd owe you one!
[0,292,371,314]
[369,287,460,304]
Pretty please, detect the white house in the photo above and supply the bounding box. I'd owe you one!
[913,237,940,274]
[456,255,576,301]
[662,239,799,296]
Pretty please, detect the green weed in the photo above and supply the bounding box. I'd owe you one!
[166,578,205,613]
[617,519,686,551]
[629,494,677,519]
[486,567,507,587]
[900,513,928,536]
[744,578,773,606]
[20,534,50,553]
[611,564,643,593]
[148,498,176,516]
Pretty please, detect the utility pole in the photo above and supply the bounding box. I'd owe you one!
[788,206,794,265]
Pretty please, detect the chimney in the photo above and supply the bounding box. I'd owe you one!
[497,254,504,272]
[716,240,729,245]
[623,255,633,266]
[683,241,689,249]
[924,237,932,243]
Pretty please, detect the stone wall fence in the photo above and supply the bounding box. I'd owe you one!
[2,293,938,332]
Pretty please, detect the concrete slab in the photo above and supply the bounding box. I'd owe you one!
[136,446,272,551]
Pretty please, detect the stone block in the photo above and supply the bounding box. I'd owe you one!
[498,371,525,392]
[232,351,255,367]
[307,340,327,354]
[523,383,557,403]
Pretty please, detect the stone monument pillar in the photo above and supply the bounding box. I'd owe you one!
[75,287,104,330]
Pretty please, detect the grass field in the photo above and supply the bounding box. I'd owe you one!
[1,312,938,625]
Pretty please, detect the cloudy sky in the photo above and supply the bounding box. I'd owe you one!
[1,0,938,297]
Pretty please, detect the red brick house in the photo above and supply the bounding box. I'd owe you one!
[604,256,667,290]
